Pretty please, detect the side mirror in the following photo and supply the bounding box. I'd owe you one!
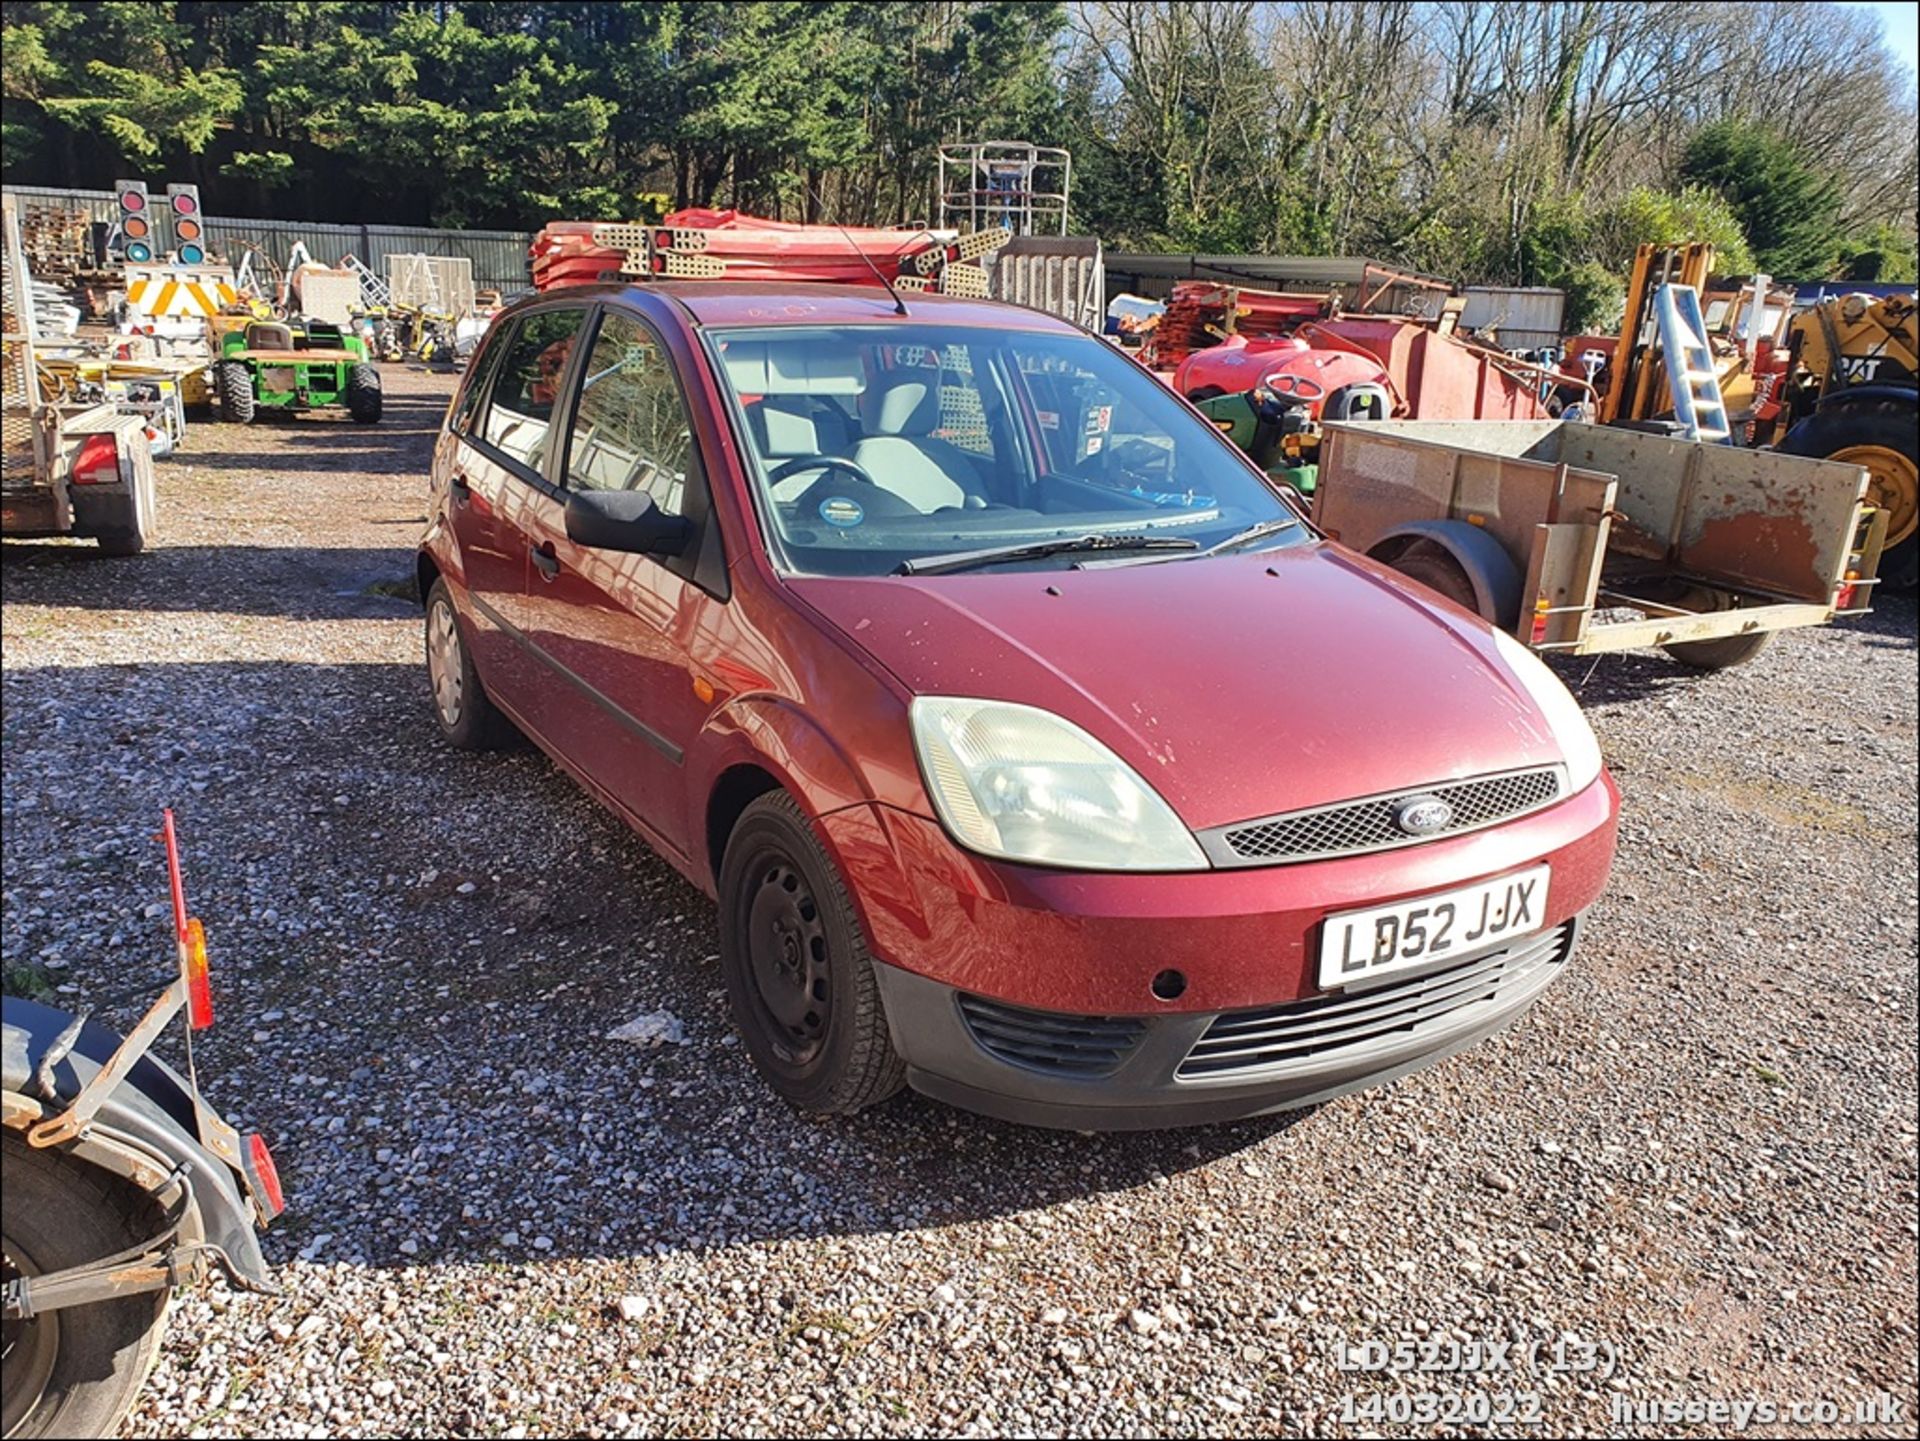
[564,488,694,557]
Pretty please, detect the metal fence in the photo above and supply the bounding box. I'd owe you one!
[0,184,533,293]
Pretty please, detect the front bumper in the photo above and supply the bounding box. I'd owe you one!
[874,916,1583,1130]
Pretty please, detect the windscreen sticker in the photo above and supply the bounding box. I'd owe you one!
[1086,405,1112,433]
[818,496,865,528]
[1084,435,1104,455]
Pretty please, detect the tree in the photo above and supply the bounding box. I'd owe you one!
[1679,118,1847,279]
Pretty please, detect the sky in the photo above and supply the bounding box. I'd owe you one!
[1846,1,1919,81]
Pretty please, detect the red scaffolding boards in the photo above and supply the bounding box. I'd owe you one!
[528,209,1008,295]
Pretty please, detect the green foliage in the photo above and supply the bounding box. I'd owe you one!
[1835,222,1919,283]
[1591,186,1755,275]
[1,0,1910,300]
[1560,261,1625,335]
[1679,119,1846,279]
[221,150,295,186]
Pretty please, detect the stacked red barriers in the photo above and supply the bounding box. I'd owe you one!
[529,209,1002,293]
[1143,281,1335,370]
[528,222,626,291]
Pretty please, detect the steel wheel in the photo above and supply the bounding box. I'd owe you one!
[743,858,832,1065]
[1,1239,58,1437]
[1832,442,1919,551]
[427,596,465,728]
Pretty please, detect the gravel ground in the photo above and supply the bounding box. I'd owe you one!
[3,363,1915,1439]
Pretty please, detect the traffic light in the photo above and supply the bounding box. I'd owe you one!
[166,184,205,264]
[115,180,153,263]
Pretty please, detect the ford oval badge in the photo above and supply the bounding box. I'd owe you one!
[1393,795,1454,836]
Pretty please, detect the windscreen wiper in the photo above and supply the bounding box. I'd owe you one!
[895,533,1200,576]
[1196,516,1305,555]
[1077,516,1306,570]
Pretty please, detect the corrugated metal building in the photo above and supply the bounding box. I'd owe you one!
[1104,252,1454,318]
[1458,285,1566,350]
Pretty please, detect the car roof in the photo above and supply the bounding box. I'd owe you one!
[512,280,1081,334]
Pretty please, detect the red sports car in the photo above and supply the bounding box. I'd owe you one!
[417,281,1618,1129]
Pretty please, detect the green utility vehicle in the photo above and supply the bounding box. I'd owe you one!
[213,318,381,424]
[1192,388,1317,496]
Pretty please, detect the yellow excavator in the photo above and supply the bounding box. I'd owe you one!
[1588,244,1917,589]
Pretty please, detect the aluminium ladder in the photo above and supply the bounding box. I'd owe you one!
[1652,283,1732,444]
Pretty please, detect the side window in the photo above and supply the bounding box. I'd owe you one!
[478,307,587,472]
[565,311,694,516]
[449,325,506,434]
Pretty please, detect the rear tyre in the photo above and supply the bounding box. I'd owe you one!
[217,361,255,424]
[718,792,906,1115]
[424,578,514,750]
[1,1133,167,1440]
[1779,397,1918,591]
[345,363,383,424]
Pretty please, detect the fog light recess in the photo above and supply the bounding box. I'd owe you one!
[1151,969,1187,1001]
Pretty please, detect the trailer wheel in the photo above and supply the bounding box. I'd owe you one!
[1,1133,167,1440]
[217,361,256,424]
[1386,546,1481,616]
[94,454,158,557]
[1780,396,1918,591]
[1661,588,1774,671]
[346,363,383,424]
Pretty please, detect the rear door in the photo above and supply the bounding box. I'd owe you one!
[514,305,728,861]
[447,304,590,718]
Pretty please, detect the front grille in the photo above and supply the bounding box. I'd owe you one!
[1177,923,1574,1079]
[958,995,1145,1078]
[1206,767,1564,866]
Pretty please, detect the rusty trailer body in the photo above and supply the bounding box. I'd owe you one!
[1314,419,1884,669]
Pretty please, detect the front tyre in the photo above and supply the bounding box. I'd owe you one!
[1,1133,167,1440]
[216,361,255,424]
[718,792,906,1115]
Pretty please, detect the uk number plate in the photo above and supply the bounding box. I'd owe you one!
[1318,865,1550,989]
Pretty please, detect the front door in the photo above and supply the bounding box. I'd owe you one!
[515,307,726,862]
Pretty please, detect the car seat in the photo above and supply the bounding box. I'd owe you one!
[751,397,856,501]
[849,375,989,512]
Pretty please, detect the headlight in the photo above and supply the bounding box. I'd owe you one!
[910,697,1208,871]
[1493,631,1603,792]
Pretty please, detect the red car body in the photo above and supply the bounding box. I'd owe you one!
[418,281,1619,1128]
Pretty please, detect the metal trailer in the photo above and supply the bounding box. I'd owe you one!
[2,194,159,554]
[1314,418,1886,671]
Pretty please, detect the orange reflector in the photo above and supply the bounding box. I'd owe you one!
[184,916,213,1030]
[692,676,716,704]
[1530,597,1551,646]
[245,1133,285,1220]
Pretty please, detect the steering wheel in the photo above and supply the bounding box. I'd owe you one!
[769,455,880,490]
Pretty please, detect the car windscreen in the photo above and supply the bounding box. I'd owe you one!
[702,323,1307,576]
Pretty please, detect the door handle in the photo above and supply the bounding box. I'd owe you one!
[530,542,561,582]
[449,473,472,507]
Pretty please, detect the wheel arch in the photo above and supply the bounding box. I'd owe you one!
[1366,519,1524,630]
